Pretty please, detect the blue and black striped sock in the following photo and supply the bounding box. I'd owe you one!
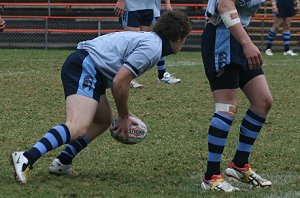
[24,124,71,165]
[205,112,233,180]
[266,28,276,49]
[232,109,266,168]
[57,135,91,165]
[282,31,291,52]
[157,56,166,79]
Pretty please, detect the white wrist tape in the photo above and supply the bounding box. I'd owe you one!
[220,9,241,28]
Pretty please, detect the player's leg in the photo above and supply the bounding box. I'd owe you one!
[120,12,145,88]
[265,16,282,55]
[226,70,273,187]
[201,69,240,192]
[11,94,98,183]
[200,23,239,192]
[49,95,113,175]
[282,17,297,55]
[151,17,181,84]
[11,49,102,183]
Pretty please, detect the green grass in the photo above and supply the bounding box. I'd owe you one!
[0,49,299,197]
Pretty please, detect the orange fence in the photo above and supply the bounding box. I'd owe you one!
[0,2,299,50]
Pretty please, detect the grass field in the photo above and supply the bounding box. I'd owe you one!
[0,49,299,198]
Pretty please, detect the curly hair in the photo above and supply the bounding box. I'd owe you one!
[153,10,192,42]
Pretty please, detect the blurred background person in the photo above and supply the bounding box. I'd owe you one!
[265,0,300,56]
[0,15,6,32]
[115,0,181,88]
[115,0,155,88]
[154,0,182,84]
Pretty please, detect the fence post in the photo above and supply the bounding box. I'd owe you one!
[98,17,101,36]
[45,17,48,50]
[48,0,51,16]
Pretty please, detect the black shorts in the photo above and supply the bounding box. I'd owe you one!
[201,23,264,91]
[61,49,106,102]
[276,0,296,18]
[119,9,154,28]
[208,64,264,91]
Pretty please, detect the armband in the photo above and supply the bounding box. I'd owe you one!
[220,9,241,28]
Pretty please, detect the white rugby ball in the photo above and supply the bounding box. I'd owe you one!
[110,116,147,144]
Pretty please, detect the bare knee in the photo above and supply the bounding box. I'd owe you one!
[65,121,89,140]
[251,95,273,115]
[264,95,273,113]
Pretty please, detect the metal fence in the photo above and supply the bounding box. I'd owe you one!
[0,2,300,51]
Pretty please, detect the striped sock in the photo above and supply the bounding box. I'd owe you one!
[23,124,71,165]
[266,28,276,49]
[205,112,233,180]
[57,135,91,165]
[232,109,266,167]
[157,56,166,79]
[282,31,291,52]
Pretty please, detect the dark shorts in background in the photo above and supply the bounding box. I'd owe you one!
[201,23,264,91]
[61,49,106,102]
[120,9,154,27]
[276,0,296,18]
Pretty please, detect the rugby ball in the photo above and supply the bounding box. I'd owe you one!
[110,116,147,144]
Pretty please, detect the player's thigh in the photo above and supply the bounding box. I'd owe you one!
[61,49,106,137]
[94,94,113,126]
[65,94,99,138]
[282,17,292,31]
[140,26,152,31]
[209,66,240,105]
[272,16,283,30]
[86,95,113,139]
[241,74,273,115]
[123,26,140,31]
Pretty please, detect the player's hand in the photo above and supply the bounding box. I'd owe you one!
[114,0,125,17]
[242,41,263,70]
[111,117,134,141]
[272,6,278,14]
[165,4,173,11]
[0,18,6,32]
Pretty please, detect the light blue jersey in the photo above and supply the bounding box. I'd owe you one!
[206,0,265,27]
[125,0,155,11]
[154,0,161,17]
[77,32,162,88]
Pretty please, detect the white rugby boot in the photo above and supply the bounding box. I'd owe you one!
[225,162,272,187]
[11,151,31,184]
[49,158,72,176]
[158,72,181,84]
[130,79,144,89]
[201,174,239,192]
[283,50,297,56]
[265,49,273,56]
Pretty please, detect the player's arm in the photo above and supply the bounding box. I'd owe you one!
[164,0,173,11]
[218,0,263,69]
[296,0,300,14]
[115,0,125,17]
[111,66,135,137]
[271,0,278,14]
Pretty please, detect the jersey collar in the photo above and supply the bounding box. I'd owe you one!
[155,32,174,57]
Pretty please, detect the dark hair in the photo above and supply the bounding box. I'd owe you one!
[153,10,192,42]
